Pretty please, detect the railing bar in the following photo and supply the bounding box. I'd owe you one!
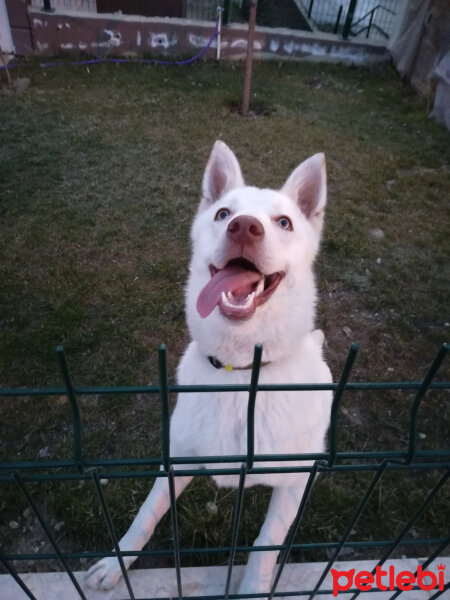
[247,344,263,470]
[308,459,389,600]
[333,5,343,34]
[224,465,247,600]
[2,380,448,397]
[351,4,397,29]
[158,344,171,472]
[328,343,359,467]
[268,462,322,599]
[0,555,38,600]
[3,536,447,562]
[405,343,449,465]
[3,461,450,483]
[56,346,83,473]
[3,449,450,473]
[351,6,375,29]
[387,536,449,600]
[168,467,183,599]
[89,468,135,599]
[418,538,449,569]
[429,581,450,600]
[12,471,88,600]
[348,468,450,600]
[342,0,358,39]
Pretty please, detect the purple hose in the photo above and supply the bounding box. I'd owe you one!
[2,17,220,70]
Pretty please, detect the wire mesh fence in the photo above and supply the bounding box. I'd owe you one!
[186,0,224,21]
[296,0,399,40]
[0,342,449,599]
[35,0,400,41]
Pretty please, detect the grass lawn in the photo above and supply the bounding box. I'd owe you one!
[0,58,449,574]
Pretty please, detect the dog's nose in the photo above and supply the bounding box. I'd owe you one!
[227,215,264,246]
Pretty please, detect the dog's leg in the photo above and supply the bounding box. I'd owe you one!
[86,473,192,590]
[238,482,307,597]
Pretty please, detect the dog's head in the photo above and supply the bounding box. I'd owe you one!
[185,141,327,364]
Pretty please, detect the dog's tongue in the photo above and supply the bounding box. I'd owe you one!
[197,266,262,318]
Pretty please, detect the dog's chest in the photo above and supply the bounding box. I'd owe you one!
[170,340,332,488]
[172,389,301,455]
[172,341,331,458]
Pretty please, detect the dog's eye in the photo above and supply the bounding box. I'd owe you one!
[215,208,230,221]
[277,216,292,230]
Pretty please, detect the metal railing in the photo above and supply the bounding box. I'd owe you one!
[298,0,399,41]
[348,2,397,39]
[37,0,399,41]
[1,342,449,599]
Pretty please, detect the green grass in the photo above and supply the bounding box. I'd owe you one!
[0,59,449,573]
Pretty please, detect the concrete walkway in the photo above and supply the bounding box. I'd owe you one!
[2,557,448,599]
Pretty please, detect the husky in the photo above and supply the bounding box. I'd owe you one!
[86,141,332,596]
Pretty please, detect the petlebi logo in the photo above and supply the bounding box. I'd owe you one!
[330,563,446,596]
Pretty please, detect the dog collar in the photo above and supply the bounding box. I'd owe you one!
[208,355,270,371]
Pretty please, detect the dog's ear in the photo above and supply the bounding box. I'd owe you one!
[281,153,327,235]
[199,141,245,213]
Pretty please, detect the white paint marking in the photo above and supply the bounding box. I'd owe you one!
[104,29,121,47]
[149,33,177,49]
[189,33,217,49]
[270,39,280,52]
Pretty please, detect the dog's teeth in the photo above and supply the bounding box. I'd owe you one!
[243,291,255,308]
[255,279,265,297]
[221,291,234,308]
[221,291,255,309]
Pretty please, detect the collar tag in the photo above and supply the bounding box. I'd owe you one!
[208,355,270,371]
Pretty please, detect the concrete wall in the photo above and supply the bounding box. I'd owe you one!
[27,6,390,64]
[6,0,33,55]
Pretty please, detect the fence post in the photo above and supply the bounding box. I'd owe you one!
[12,472,88,600]
[342,0,358,39]
[224,464,247,600]
[404,343,449,466]
[223,0,231,26]
[366,9,375,38]
[334,5,343,34]
[42,0,54,12]
[56,346,84,474]
[158,344,171,472]
[90,469,136,600]
[328,343,359,467]
[246,343,262,470]
[242,0,258,116]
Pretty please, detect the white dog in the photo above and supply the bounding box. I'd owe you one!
[86,141,332,595]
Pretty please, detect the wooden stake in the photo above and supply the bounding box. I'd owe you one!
[242,0,258,116]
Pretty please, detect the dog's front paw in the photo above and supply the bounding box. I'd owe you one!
[85,557,124,590]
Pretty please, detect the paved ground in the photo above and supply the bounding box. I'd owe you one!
[2,558,448,599]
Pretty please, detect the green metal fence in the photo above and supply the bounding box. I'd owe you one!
[1,342,449,599]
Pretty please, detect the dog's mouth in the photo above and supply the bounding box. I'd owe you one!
[196,257,285,320]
